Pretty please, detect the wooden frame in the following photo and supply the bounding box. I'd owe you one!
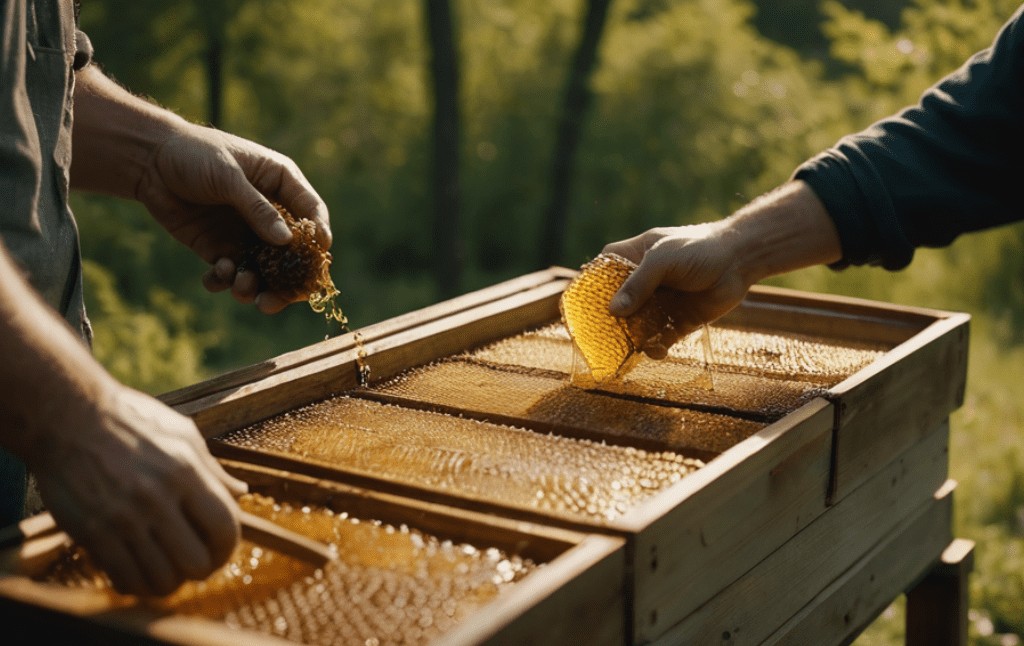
[0,462,625,645]
[5,268,969,644]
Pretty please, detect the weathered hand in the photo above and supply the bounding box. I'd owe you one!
[135,124,331,313]
[602,222,750,358]
[28,384,247,596]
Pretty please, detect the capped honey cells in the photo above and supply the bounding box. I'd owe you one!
[247,202,347,326]
[220,396,708,523]
[365,360,764,448]
[42,493,535,646]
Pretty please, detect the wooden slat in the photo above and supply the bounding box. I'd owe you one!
[628,398,834,642]
[440,534,626,646]
[160,267,572,406]
[722,285,943,346]
[648,425,951,645]
[0,461,625,646]
[175,279,568,437]
[828,313,969,503]
[763,481,956,646]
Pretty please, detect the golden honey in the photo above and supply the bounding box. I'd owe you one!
[559,253,677,382]
[221,396,707,522]
[366,360,763,452]
[43,493,534,645]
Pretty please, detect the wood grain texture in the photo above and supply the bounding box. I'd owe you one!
[649,425,950,645]
[764,481,956,646]
[828,313,969,503]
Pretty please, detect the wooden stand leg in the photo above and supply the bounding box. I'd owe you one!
[905,538,975,646]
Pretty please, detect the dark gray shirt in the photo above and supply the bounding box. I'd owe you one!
[0,0,91,525]
[795,5,1024,270]
[0,0,88,335]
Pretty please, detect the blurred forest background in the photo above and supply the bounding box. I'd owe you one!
[76,0,1023,641]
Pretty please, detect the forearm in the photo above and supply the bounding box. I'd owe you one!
[725,180,843,284]
[70,65,189,199]
[0,242,118,463]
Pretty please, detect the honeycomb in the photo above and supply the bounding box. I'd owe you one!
[219,396,707,523]
[559,253,679,382]
[245,202,347,325]
[364,359,764,452]
[472,323,883,387]
[665,325,886,384]
[434,348,820,421]
[42,493,534,645]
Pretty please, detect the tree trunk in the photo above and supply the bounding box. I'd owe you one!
[539,0,613,267]
[423,0,463,299]
[202,1,227,128]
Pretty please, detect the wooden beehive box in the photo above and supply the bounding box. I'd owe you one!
[0,268,969,645]
[0,461,625,645]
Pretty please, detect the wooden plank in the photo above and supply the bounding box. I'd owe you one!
[627,399,833,642]
[175,279,567,437]
[0,578,297,646]
[906,537,975,646]
[722,285,943,346]
[160,267,572,406]
[763,481,956,646]
[829,314,969,503]
[440,535,626,646]
[648,424,950,645]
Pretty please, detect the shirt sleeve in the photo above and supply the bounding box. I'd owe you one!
[794,6,1024,270]
[0,0,42,233]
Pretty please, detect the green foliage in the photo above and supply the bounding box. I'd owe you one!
[82,260,212,394]
[567,0,852,260]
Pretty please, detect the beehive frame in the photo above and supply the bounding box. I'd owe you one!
[0,461,625,645]
[1,268,970,644]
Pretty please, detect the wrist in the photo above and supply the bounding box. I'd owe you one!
[726,181,843,285]
[22,364,122,469]
[71,67,190,198]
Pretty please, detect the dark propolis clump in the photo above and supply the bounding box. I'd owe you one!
[247,202,347,327]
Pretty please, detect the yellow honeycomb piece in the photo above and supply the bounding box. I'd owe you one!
[559,253,673,382]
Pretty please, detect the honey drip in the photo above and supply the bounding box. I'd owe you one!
[249,202,349,330]
[42,493,534,645]
[355,332,371,387]
[220,396,706,522]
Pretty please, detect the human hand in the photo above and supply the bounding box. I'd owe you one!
[27,383,247,596]
[135,124,331,314]
[602,222,751,358]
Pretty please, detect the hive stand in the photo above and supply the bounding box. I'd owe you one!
[905,538,975,646]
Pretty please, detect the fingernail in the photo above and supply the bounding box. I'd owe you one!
[270,218,292,245]
[609,292,631,314]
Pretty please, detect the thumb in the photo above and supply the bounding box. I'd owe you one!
[609,254,668,317]
[222,167,293,246]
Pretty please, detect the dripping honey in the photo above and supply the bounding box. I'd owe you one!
[248,203,348,329]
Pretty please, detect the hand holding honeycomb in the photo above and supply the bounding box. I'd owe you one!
[560,253,677,381]
[246,203,347,325]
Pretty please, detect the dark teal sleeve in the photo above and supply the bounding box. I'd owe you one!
[794,6,1024,270]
